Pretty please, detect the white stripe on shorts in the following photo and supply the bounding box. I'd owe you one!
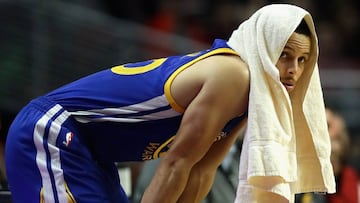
[33,104,70,203]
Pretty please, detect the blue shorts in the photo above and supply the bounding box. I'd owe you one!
[5,98,130,203]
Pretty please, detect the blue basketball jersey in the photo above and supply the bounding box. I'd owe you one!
[5,39,247,203]
[44,39,244,162]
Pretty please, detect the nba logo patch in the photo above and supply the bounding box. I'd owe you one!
[63,132,74,147]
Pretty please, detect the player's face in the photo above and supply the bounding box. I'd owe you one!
[276,32,311,93]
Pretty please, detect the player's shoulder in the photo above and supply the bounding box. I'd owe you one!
[200,54,249,81]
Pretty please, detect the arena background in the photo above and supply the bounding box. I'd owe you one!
[0,0,359,201]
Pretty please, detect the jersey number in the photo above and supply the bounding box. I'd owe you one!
[111,58,167,75]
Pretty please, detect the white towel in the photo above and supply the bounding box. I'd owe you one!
[227,4,336,202]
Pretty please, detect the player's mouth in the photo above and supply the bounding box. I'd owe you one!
[281,80,295,92]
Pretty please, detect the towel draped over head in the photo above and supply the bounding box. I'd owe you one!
[227,4,336,203]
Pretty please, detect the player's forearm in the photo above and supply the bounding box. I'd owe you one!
[141,158,191,203]
[177,167,216,203]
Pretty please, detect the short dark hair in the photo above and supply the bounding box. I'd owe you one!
[295,19,311,37]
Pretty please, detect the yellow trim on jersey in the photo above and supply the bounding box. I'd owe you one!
[164,48,239,113]
[153,135,175,159]
[65,183,77,203]
[40,182,77,203]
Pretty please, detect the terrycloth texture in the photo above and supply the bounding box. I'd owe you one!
[227,4,336,203]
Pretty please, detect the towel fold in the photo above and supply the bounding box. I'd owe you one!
[227,4,336,202]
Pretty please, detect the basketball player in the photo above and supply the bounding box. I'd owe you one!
[6,4,319,203]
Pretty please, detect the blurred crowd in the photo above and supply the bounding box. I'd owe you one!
[295,107,359,203]
[1,0,359,202]
[89,0,360,61]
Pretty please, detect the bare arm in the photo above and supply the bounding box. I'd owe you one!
[177,118,247,203]
[141,55,249,203]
